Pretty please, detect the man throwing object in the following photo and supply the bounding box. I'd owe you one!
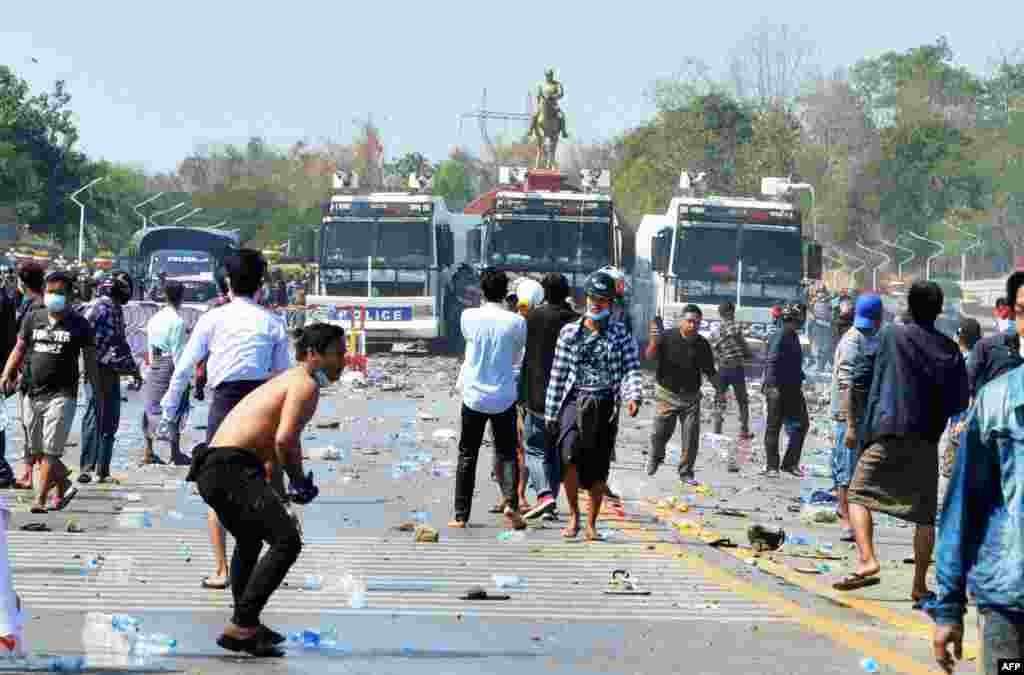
[186,323,345,657]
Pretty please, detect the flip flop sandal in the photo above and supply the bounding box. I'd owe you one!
[460,586,510,601]
[21,522,50,531]
[605,570,651,595]
[216,633,284,657]
[832,573,881,591]
[201,577,229,590]
[715,508,747,518]
[561,525,580,539]
[29,505,47,514]
[707,537,737,548]
[53,487,78,512]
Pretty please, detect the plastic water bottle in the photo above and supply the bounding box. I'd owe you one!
[111,615,141,632]
[303,574,323,591]
[666,445,682,465]
[135,633,176,656]
[46,655,85,672]
[320,625,338,649]
[301,629,320,648]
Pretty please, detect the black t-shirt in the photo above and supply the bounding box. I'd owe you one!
[655,330,717,396]
[19,308,95,397]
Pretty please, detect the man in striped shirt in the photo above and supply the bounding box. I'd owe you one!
[544,271,643,541]
[710,302,753,448]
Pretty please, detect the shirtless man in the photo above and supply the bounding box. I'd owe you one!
[186,323,346,657]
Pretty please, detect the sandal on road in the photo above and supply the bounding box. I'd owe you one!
[202,576,229,590]
[561,522,580,539]
[833,573,881,591]
[461,585,510,601]
[605,570,651,596]
[912,591,936,610]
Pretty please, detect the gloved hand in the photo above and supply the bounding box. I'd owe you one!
[288,470,319,505]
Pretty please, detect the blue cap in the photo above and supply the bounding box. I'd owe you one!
[853,294,883,329]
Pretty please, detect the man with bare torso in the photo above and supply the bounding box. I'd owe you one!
[186,323,346,657]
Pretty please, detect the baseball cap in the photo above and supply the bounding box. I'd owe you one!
[853,295,883,329]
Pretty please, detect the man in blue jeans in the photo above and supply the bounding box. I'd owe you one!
[518,273,578,520]
[829,294,882,540]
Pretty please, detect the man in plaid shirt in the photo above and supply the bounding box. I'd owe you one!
[544,271,642,541]
[711,302,753,446]
[79,272,141,483]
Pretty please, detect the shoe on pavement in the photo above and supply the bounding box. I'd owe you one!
[524,496,556,520]
[727,463,740,473]
[782,467,804,478]
[645,454,662,476]
[77,472,92,484]
[760,469,780,478]
[747,523,786,552]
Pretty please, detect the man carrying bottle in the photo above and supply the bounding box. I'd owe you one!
[188,323,345,657]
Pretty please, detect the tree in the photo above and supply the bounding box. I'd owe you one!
[728,21,820,111]
[433,160,474,211]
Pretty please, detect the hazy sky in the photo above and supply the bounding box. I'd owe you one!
[3,1,1020,174]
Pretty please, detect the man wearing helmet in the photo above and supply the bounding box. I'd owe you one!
[761,303,808,478]
[544,270,642,541]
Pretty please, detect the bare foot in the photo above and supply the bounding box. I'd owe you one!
[561,517,580,539]
[853,560,881,579]
[584,526,602,542]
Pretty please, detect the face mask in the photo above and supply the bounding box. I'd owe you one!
[44,293,66,313]
[586,308,610,321]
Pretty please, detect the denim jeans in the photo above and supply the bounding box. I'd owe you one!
[978,608,1024,675]
[80,370,121,477]
[195,447,302,628]
[522,409,560,501]
[830,421,854,488]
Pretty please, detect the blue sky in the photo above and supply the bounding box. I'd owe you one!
[3,0,1020,174]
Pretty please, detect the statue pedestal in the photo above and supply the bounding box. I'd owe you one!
[525,170,563,192]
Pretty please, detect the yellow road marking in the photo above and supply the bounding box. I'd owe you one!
[577,494,977,665]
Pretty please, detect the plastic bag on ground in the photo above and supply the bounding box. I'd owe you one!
[800,504,838,523]
[431,429,458,444]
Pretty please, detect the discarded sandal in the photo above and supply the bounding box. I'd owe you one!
[201,577,229,590]
[20,523,50,532]
[460,585,510,601]
[832,573,881,591]
[216,633,284,657]
[605,570,651,596]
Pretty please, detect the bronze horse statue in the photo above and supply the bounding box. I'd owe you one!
[528,96,562,170]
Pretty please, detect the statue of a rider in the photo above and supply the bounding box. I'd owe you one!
[529,67,569,140]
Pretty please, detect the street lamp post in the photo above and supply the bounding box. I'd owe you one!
[133,193,164,230]
[855,241,891,291]
[171,208,203,225]
[148,202,186,227]
[880,238,916,281]
[70,177,106,265]
[947,223,981,284]
[907,232,945,281]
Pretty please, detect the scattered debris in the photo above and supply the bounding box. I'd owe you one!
[414,526,439,543]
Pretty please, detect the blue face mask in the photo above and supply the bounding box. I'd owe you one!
[44,293,66,313]
[586,308,610,321]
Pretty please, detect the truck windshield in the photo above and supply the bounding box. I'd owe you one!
[672,226,739,279]
[487,219,551,268]
[321,221,432,268]
[740,229,802,285]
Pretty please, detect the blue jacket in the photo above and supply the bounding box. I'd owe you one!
[929,366,1024,625]
[860,322,968,446]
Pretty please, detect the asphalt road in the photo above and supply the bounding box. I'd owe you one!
[5,355,957,674]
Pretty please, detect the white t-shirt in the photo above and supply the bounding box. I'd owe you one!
[457,302,527,414]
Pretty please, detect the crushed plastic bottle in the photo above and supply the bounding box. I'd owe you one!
[135,633,177,656]
[860,656,879,673]
[303,574,323,591]
[495,531,527,542]
[164,510,184,521]
[320,625,338,649]
[46,655,86,673]
[492,574,526,589]
[177,543,192,563]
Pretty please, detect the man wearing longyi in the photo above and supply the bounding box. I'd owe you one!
[186,323,346,657]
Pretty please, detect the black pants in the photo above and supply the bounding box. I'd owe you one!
[763,385,808,471]
[713,365,750,434]
[195,447,301,628]
[454,403,518,522]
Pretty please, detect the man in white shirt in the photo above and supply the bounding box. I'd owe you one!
[449,269,527,531]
